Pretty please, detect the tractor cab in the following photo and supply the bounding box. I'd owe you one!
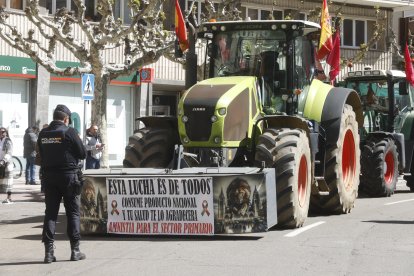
[197,20,320,115]
[343,68,414,135]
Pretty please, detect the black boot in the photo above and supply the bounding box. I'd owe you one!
[44,242,56,263]
[70,240,86,261]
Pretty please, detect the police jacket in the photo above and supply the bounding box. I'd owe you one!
[37,121,86,172]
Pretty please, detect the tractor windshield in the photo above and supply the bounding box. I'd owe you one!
[346,80,411,113]
[211,30,286,78]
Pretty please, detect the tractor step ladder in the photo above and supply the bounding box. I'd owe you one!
[313,177,330,196]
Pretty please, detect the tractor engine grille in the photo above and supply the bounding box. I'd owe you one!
[183,105,215,141]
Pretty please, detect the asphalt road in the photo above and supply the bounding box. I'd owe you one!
[0,178,413,276]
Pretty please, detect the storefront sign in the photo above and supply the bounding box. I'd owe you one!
[140,68,154,83]
[0,55,36,78]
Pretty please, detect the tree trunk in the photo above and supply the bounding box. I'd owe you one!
[91,74,109,168]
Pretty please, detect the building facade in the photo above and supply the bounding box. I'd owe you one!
[0,0,413,165]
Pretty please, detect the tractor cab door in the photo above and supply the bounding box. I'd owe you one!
[394,81,414,133]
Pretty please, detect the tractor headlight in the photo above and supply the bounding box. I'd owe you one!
[181,115,188,123]
[218,107,227,116]
[211,115,218,123]
[214,136,221,144]
[183,137,189,143]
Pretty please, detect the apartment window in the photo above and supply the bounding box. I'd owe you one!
[241,7,283,20]
[47,0,71,14]
[186,0,219,24]
[1,0,23,10]
[355,20,365,47]
[299,13,307,21]
[45,0,131,23]
[114,0,132,24]
[342,18,377,48]
[247,8,258,20]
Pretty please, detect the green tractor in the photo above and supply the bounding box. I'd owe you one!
[124,20,363,228]
[342,68,414,196]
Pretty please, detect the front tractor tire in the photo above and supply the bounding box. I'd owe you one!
[255,128,311,229]
[311,104,360,214]
[360,138,398,197]
[123,127,178,168]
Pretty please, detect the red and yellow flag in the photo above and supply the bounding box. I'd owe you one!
[405,43,414,86]
[317,0,333,60]
[175,0,189,52]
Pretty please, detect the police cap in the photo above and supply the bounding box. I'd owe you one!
[54,104,72,124]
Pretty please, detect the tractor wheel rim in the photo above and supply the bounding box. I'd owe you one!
[342,129,356,191]
[384,150,395,186]
[298,155,308,207]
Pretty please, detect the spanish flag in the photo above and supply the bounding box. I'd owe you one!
[317,0,333,60]
[175,0,189,52]
[405,43,414,86]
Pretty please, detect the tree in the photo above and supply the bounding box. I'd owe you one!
[0,0,174,167]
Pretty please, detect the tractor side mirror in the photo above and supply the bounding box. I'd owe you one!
[207,43,217,58]
[399,81,408,95]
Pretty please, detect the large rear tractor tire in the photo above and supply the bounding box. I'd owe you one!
[360,138,398,197]
[255,128,311,228]
[311,104,360,214]
[123,127,178,168]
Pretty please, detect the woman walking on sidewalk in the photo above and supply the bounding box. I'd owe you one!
[0,127,14,204]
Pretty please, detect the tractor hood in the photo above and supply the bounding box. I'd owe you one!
[178,76,258,147]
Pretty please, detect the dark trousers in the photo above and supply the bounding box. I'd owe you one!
[85,156,100,169]
[25,156,36,183]
[42,172,81,243]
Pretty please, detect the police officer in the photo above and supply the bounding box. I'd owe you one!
[37,104,87,263]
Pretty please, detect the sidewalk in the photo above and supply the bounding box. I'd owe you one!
[1,176,44,203]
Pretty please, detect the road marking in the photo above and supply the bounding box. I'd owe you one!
[384,198,414,206]
[284,221,326,237]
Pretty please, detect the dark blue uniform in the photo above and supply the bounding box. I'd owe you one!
[38,120,86,244]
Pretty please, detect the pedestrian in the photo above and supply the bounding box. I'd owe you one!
[0,127,14,204]
[36,104,87,263]
[23,126,38,185]
[84,124,104,169]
